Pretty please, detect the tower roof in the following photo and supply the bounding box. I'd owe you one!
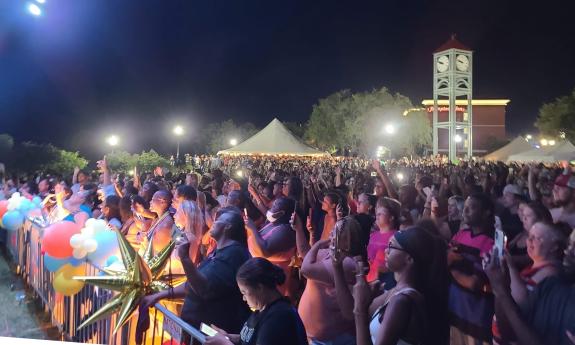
[434,34,471,53]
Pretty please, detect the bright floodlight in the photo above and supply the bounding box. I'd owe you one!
[454,134,463,143]
[230,138,238,146]
[384,124,396,135]
[377,146,384,152]
[540,139,548,146]
[526,134,532,140]
[236,170,243,178]
[36,0,46,3]
[106,135,119,147]
[548,140,556,146]
[27,3,42,16]
[396,172,404,181]
[173,125,184,136]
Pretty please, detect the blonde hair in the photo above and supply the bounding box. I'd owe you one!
[178,200,205,242]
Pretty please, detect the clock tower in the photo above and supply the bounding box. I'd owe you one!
[432,35,473,161]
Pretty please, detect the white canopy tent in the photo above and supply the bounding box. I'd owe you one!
[483,136,533,162]
[507,140,575,163]
[217,118,330,157]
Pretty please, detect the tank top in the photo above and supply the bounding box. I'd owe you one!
[369,287,422,345]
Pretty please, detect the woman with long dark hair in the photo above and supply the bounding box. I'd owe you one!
[333,226,449,345]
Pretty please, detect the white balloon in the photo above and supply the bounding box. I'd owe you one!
[73,248,87,259]
[84,218,97,228]
[69,234,85,249]
[92,219,109,234]
[81,226,94,237]
[83,238,98,253]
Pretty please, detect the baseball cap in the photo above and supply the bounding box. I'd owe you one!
[554,174,575,189]
[503,184,522,196]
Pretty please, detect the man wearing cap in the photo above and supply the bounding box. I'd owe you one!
[497,184,527,241]
[551,173,575,228]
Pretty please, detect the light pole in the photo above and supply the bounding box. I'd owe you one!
[173,125,184,160]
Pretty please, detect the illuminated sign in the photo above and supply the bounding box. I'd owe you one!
[426,106,466,113]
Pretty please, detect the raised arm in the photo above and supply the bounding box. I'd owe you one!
[373,160,398,199]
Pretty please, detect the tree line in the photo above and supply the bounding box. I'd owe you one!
[1,85,573,175]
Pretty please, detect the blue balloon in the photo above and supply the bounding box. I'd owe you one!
[2,210,24,231]
[69,257,85,267]
[32,196,42,206]
[44,254,70,272]
[87,231,119,267]
[105,255,120,267]
[19,199,33,212]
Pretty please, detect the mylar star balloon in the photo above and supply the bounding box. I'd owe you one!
[73,229,186,333]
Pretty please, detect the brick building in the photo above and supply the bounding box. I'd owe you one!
[421,99,510,155]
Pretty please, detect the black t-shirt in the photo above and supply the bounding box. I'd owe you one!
[526,275,575,345]
[239,298,307,345]
[180,243,251,333]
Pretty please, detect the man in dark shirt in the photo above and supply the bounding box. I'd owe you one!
[497,184,526,241]
[180,241,251,332]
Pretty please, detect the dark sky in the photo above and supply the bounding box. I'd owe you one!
[1,0,574,159]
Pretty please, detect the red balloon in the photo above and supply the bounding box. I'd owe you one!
[0,200,8,219]
[42,221,81,258]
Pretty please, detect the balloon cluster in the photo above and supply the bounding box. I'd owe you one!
[41,219,121,296]
[0,193,42,231]
[69,219,107,259]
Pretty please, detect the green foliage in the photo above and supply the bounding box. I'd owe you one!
[45,149,88,174]
[137,150,170,173]
[535,88,575,142]
[283,122,306,139]
[105,150,138,173]
[199,120,259,154]
[304,87,431,156]
[4,141,88,175]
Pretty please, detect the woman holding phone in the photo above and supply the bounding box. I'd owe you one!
[204,257,308,345]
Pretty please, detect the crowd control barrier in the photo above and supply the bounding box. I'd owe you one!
[2,219,206,345]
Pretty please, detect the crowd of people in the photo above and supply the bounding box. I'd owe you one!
[1,154,575,345]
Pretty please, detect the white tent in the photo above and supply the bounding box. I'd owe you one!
[507,140,575,163]
[217,118,330,157]
[483,136,533,162]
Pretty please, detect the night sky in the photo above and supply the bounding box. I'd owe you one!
[1,0,574,160]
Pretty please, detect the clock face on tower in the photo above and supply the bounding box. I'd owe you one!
[456,54,469,71]
[436,55,449,72]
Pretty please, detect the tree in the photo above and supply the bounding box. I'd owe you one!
[283,121,306,139]
[535,88,575,142]
[199,120,259,154]
[45,149,88,174]
[5,142,88,175]
[137,150,170,173]
[304,87,431,156]
[105,150,138,173]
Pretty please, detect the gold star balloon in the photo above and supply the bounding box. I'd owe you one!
[73,229,186,333]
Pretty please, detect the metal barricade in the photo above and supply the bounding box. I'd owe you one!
[9,220,206,345]
[144,303,206,345]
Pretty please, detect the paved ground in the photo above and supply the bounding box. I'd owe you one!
[0,247,60,340]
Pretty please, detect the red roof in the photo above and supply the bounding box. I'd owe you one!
[434,34,471,53]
